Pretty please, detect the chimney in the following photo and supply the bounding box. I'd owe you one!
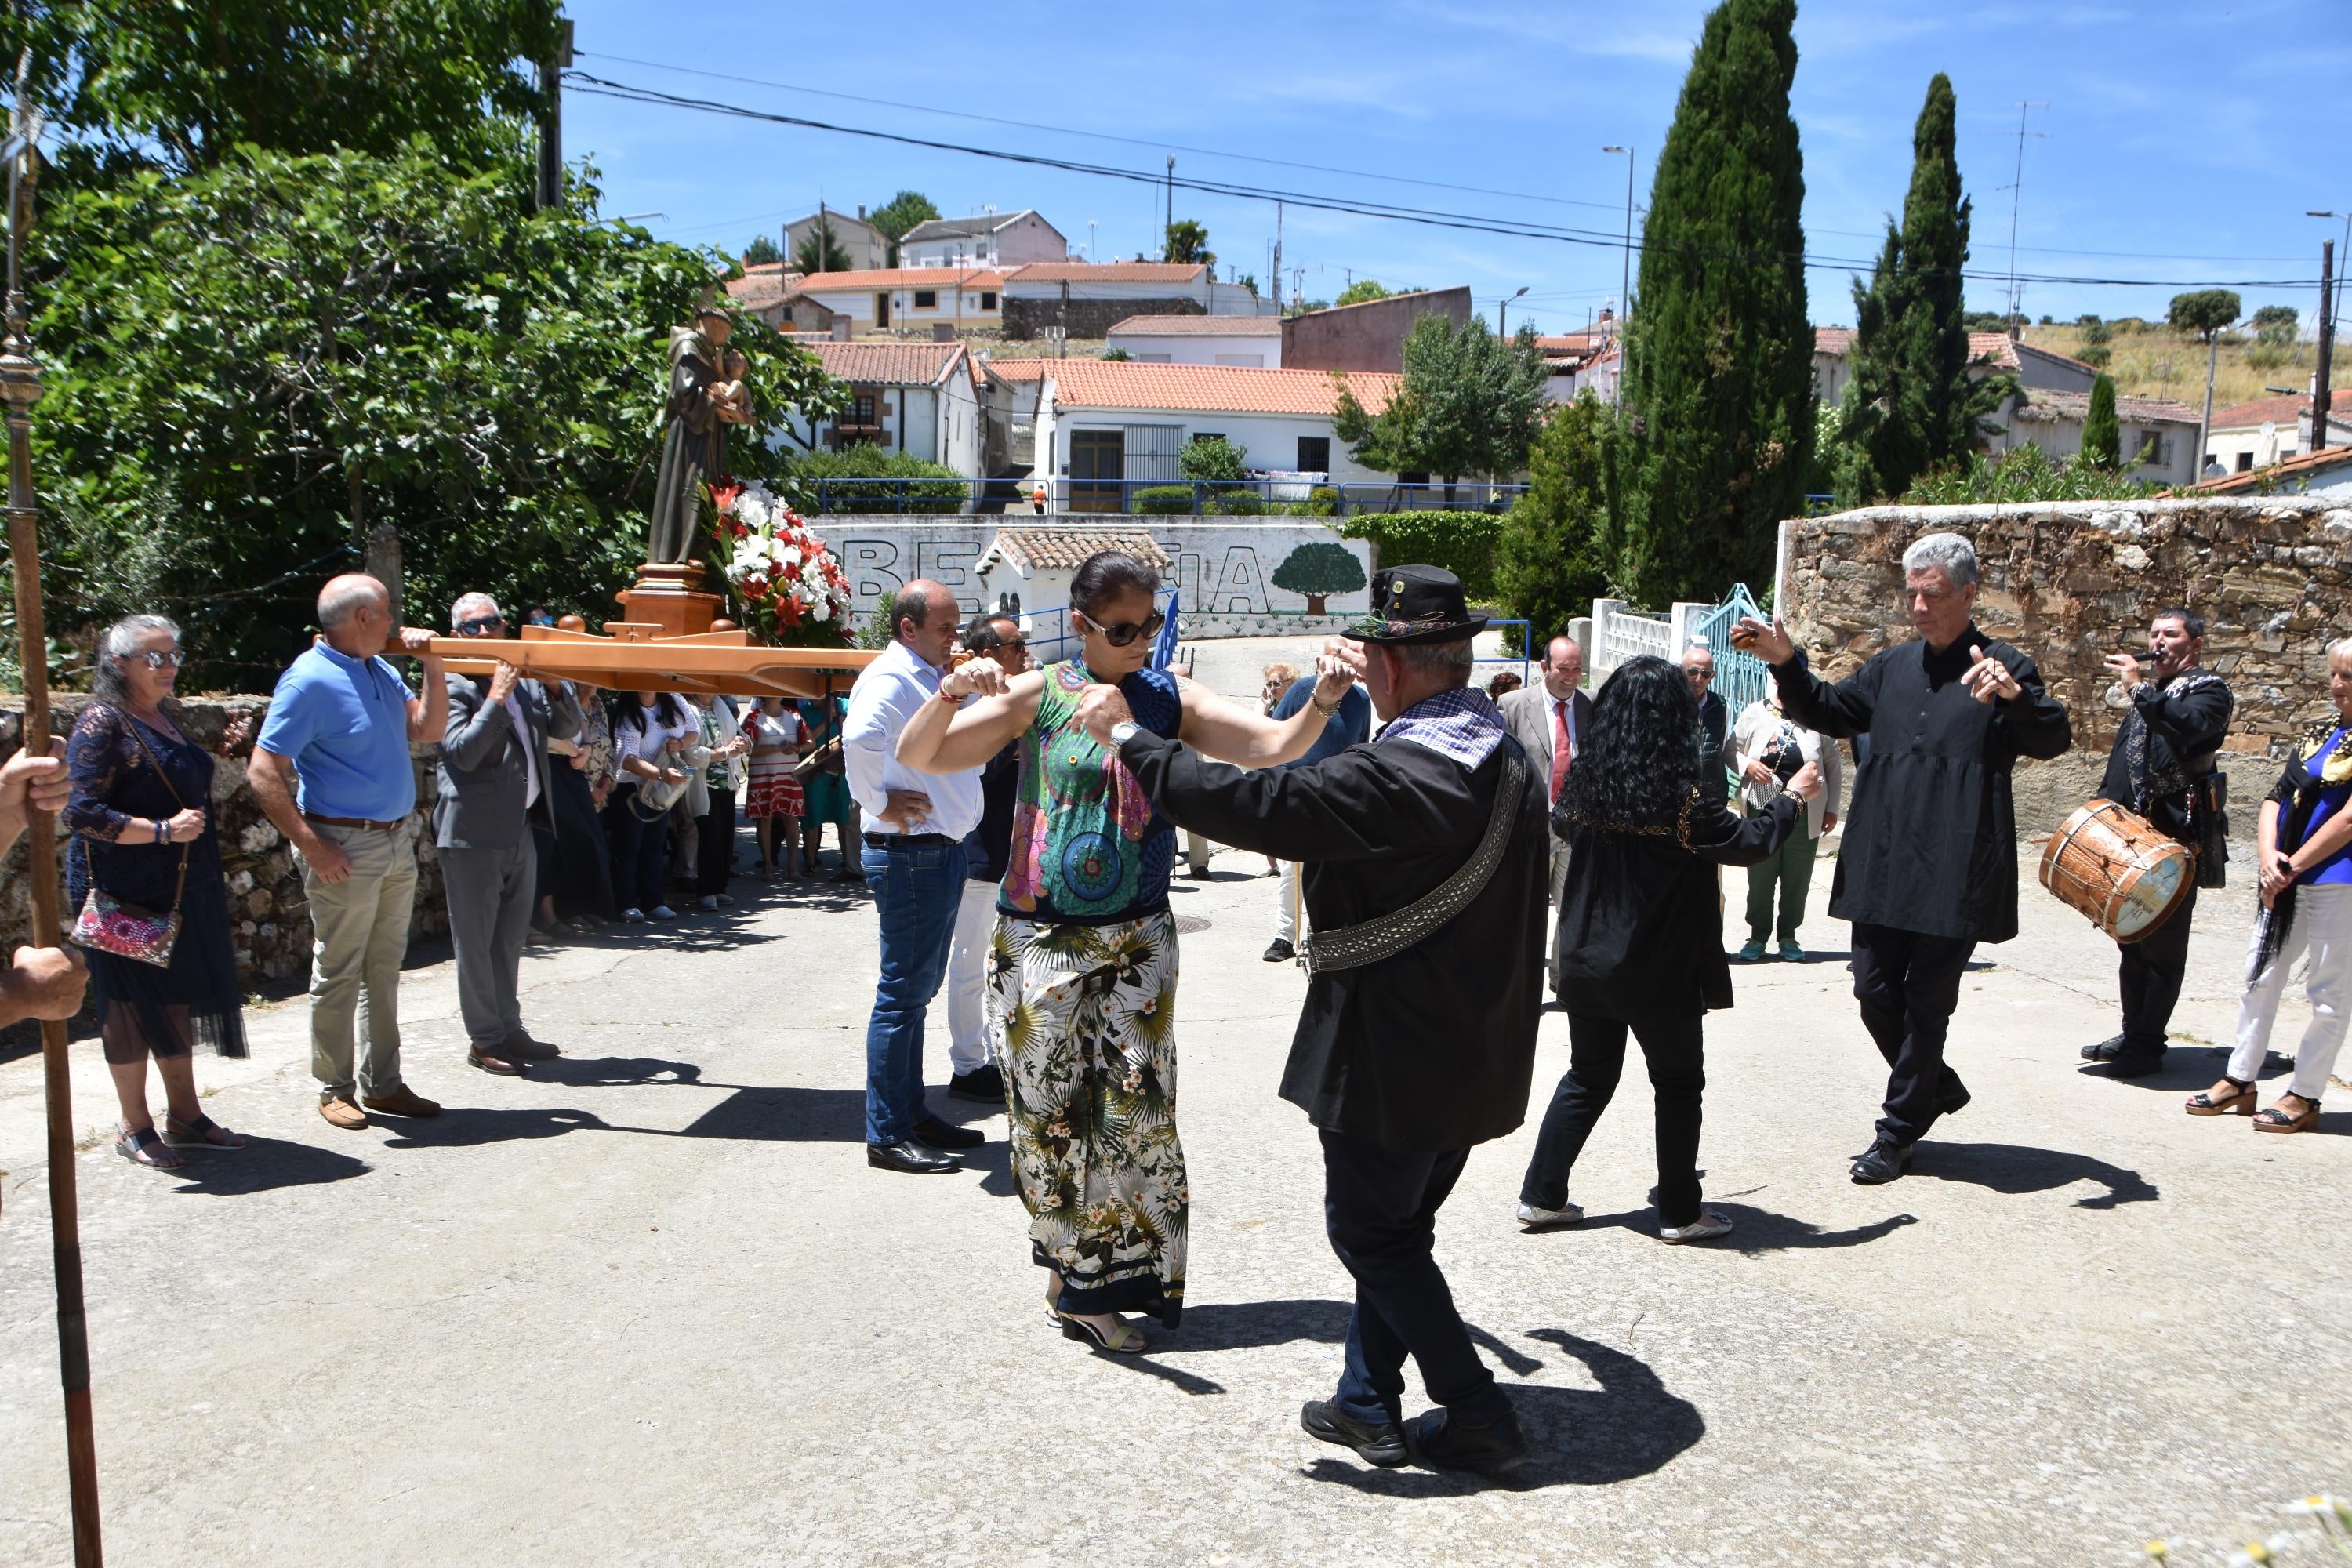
[858,204,866,220]
[831,317,852,342]
[932,323,956,342]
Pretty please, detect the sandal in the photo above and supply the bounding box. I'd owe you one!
[114,1124,189,1169]
[163,1111,248,1150]
[2185,1076,2256,1116]
[2252,1095,2321,1134]
[1058,1311,1149,1354]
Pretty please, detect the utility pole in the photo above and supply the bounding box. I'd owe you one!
[1272,200,1283,314]
[1602,145,1635,408]
[2316,239,2336,452]
[535,16,574,213]
[1163,155,1174,255]
[1999,102,2049,325]
[2198,321,2227,478]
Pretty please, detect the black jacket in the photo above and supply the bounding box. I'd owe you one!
[964,740,1021,884]
[1773,625,2071,943]
[1555,792,1798,1018]
[1119,726,1548,1153]
[2096,670,2233,844]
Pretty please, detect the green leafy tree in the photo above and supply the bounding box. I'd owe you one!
[2082,373,2122,470]
[2246,303,2299,371]
[1835,74,2013,506]
[1904,445,2160,504]
[742,234,782,267]
[795,215,854,276]
[1333,317,1548,490]
[1163,219,1214,266]
[1178,435,1248,482]
[1496,393,1616,641]
[867,190,940,266]
[1334,278,1392,307]
[2167,289,2242,343]
[1612,0,1814,603]
[1293,297,1331,316]
[1271,543,1367,615]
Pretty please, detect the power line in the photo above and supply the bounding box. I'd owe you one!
[564,72,2326,292]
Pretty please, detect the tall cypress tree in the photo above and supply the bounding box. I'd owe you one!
[2082,373,2122,470]
[1837,74,2008,505]
[1612,0,1813,604]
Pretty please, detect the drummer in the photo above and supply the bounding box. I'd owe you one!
[2082,610,2233,1078]
[1735,532,2071,1185]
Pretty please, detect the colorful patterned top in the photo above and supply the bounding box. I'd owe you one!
[1001,660,1184,924]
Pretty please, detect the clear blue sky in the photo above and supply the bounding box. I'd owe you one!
[561,0,2347,336]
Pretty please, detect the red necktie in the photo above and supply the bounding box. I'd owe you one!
[1551,699,1573,801]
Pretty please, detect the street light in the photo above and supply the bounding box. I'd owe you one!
[1499,285,1529,336]
[1602,146,1635,407]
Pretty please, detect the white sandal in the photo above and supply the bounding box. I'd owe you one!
[1660,1210,1734,1244]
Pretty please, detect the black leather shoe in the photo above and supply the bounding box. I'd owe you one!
[913,1116,985,1150]
[867,1139,960,1174]
[947,1065,1005,1102]
[2081,1034,2125,1062]
[1849,1138,1912,1185]
[1300,1400,1408,1468]
[2106,1050,2165,1079]
[1403,1406,1530,1475]
[1263,938,1296,963]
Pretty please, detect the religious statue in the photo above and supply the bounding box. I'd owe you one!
[644,300,754,565]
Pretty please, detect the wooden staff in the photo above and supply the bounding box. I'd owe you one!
[4,100,105,1566]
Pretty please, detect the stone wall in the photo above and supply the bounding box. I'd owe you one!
[0,696,448,988]
[1001,296,1201,340]
[1775,495,2352,838]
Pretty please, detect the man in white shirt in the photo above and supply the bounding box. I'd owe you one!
[843,579,989,1174]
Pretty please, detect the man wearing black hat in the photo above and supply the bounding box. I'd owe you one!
[1076,565,1548,1476]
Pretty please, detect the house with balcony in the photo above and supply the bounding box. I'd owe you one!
[898,210,1066,268]
[777,340,983,477]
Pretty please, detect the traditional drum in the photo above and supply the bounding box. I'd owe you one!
[2038,798,2194,943]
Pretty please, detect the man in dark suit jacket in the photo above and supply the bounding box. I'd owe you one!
[1086,565,1548,1479]
[437,593,581,1076]
[1498,634,1594,906]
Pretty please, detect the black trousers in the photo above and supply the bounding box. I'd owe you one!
[602,786,669,913]
[695,786,738,898]
[534,764,615,919]
[1519,1009,1706,1228]
[1850,922,1975,1145]
[2118,880,2198,1058]
[1320,1130,1510,1429]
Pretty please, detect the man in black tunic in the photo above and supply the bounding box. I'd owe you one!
[1077,566,1548,1476]
[2082,609,2233,1078]
[1738,532,2072,1184]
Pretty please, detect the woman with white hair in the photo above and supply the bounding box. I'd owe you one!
[65,614,249,1170]
[2187,636,2352,1133]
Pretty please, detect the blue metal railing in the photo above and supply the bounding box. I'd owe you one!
[1011,589,1182,668]
[1690,583,1772,722]
[1472,618,1534,690]
[808,476,1531,517]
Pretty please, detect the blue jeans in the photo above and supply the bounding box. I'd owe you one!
[862,839,967,1145]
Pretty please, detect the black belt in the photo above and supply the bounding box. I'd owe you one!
[304,813,405,832]
[865,832,953,848]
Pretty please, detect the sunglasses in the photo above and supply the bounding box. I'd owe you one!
[130,648,188,670]
[457,615,507,637]
[1076,609,1166,648]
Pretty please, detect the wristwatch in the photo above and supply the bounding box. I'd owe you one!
[1107,720,1142,750]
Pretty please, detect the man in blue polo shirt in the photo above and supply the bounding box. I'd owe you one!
[249,574,449,1131]
[1263,664,1371,962]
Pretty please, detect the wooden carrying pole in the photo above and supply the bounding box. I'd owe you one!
[3,105,105,1565]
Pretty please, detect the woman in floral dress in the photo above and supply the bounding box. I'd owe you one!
[896,551,1352,1352]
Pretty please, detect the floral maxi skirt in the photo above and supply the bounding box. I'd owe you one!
[989,909,1186,1328]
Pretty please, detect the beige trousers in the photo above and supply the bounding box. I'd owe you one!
[299,821,419,1101]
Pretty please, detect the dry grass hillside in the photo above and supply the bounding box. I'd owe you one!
[2024,321,2347,411]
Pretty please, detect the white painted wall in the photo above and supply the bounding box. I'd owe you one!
[1036,404,1380,493]
[1105,328,1284,368]
[1986,402,2202,487]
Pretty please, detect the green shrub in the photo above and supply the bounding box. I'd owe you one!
[795,443,967,512]
[1212,490,1265,514]
[1179,435,1249,482]
[1902,445,2163,504]
[1133,485,1198,514]
[1339,510,1503,600]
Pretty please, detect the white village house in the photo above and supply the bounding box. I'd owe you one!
[772,267,1004,333]
[776,340,983,478]
[898,209,1068,268]
[973,528,1171,628]
[1105,314,1285,367]
[2204,394,2352,476]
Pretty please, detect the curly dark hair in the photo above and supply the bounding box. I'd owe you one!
[1558,655,1701,830]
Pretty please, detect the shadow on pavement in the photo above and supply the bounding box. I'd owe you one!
[1911,1141,2158,1208]
[160,1135,372,1196]
[1305,1329,1704,1495]
[1077,1300,1547,1399]
[1712,1203,1918,1252]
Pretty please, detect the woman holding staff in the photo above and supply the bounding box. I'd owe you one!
[896,550,1352,1352]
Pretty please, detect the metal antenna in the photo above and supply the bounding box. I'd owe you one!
[1998,102,2049,323]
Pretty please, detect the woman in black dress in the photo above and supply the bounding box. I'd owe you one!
[1517,655,1819,1243]
[66,615,249,1170]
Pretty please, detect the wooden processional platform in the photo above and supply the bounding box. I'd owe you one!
[427,621,877,699]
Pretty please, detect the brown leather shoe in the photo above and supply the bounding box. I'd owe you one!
[503,1032,561,1062]
[466,1045,524,1076]
[318,1095,369,1131]
[361,1084,443,1117]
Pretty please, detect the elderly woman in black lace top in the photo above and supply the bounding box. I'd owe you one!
[66,614,249,1171]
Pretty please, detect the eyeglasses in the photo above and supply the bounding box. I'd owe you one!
[457,615,507,637]
[1076,608,1166,648]
[131,648,187,670]
[992,637,1028,653]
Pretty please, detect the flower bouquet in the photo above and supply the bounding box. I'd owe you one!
[707,478,855,648]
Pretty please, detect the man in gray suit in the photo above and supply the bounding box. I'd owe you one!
[1498,636,1593,983]
[437,593,582,1076]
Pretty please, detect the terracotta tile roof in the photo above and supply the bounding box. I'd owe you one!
[1813,326,1853,356]
[1005,262,1207,285]
[2208,393,2352,433]
[901,210,1048,242]
[985,358,1399,416]
[800,340,968,387]
[2187,441,2352,493]
[1105,314,1283,337]
[2013,388,2201,425]
[726,272,789,309]
[791,267,1002,294]
[983,528,1172,571]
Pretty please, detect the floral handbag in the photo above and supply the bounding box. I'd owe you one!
[70,722,190,968]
